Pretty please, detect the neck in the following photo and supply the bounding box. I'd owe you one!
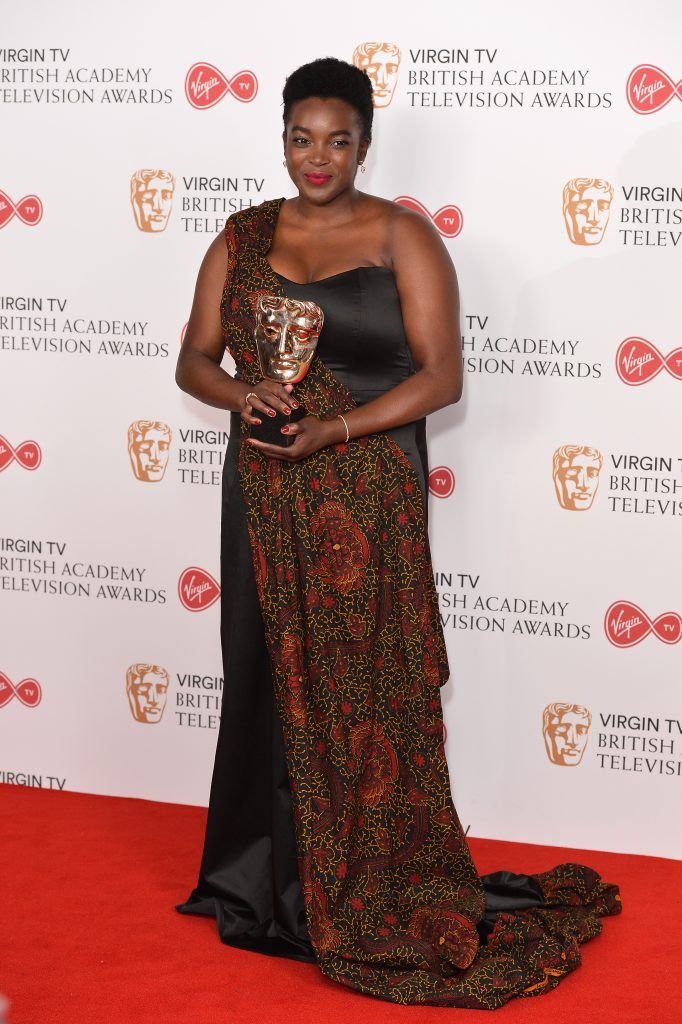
[289,187,364,228]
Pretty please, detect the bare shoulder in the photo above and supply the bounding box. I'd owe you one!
[383,200,451,270]
[198,223,231,277]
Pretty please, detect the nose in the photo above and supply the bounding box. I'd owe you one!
[152,191,163,210]
[306,142,331,168]
[276,327,294,355]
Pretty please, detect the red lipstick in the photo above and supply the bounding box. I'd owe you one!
[304,173,332,186]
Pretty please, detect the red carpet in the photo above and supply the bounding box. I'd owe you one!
[2,782,679,1022]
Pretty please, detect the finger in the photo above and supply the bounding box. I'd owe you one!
[282,382,300,408]
[241,411,262,425]
[246,438,291,460]
[250,389,292,417]
[279,422,299,437]
[266,390,295,415]
[247,395,283,419]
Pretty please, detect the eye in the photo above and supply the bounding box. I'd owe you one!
[332,140,349,147]
[292,136,309,145]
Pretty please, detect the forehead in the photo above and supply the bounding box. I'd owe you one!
[570,186,609,203]
[560,453,599,468]
[551,711,588,726]
[137,670,167,685]
[138,177,172,191]
[360,48,396,63]
[135,426,170,439]
[260,304,318,327]
[287,95,361,131]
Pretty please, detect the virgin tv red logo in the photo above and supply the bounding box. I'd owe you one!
[178,567,220,611]
[429,466,455,498]
[626,65,682,114]
[185,63,258,109]
[0,190,43,229]
[0,436,42,471]
[393,196,463,238]
[0,672,42,709]
[616,336,682,385]
[604,600,682,647]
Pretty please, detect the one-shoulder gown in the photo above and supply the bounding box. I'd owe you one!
[175,266,564,962]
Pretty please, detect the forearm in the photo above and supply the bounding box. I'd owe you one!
[175,349,250,413]
[322,368,459,444]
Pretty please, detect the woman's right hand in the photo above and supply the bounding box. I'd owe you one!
[240,379,298,426]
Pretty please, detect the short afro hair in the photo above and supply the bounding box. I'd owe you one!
[282,57,374,144]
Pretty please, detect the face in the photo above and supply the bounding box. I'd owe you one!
[554,452,601,510]
[255,297,323,382]
[129,425,171,482]
[564,185,611,245]
[355,45,400,106]
[544,710,590,765]
[128,669,168,723]
[132,175,174,232]
[283,96,368,201]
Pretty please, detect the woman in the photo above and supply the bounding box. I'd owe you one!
[175,57,621,1009]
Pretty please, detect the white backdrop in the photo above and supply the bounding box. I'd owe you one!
[1,0,681,859]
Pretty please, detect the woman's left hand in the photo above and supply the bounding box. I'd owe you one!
[246,414,341,461]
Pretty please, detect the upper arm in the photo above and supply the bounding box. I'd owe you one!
[388,205,462,396]
[179,222,232,367]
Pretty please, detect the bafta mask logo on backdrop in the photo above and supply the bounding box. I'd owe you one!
[562,178,613,245]
[0,436,42,472]
[616,336,682,386]
[542,702,591,766]
[604,600,682,648]
[130,170,175,232]
[178,567,221,611]
[0,671,42,709]
[428,466,455,498]
[626,64,682,114]
[394,196,463,238]
[127,420,172,482]
[352,42,401,107]
[126,663,169,724]
[0,190,43,229]
[184,63,258,109]
[552,444,603,511]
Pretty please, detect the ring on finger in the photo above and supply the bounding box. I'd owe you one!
[245,391,258,407]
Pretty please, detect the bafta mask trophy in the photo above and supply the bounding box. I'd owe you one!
[250,292,325,447]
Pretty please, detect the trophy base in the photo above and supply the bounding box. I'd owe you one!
[248,404,307,447]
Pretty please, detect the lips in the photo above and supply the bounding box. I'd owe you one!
[304,173,332,185]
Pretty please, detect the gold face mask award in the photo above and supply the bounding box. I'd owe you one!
[250,293,325,447]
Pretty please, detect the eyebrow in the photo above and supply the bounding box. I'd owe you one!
[290,125,352,137]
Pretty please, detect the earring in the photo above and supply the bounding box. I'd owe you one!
[282,159,286,166]
[360,163,366,173]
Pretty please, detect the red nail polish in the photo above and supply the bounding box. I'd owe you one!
[281,425,289,433]
[254,418,262,424]
[291,401,298,408]
[268,409,276,417]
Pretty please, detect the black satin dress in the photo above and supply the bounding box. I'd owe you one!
[175,266,544,962]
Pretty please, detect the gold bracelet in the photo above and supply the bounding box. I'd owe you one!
[336,413,350,442]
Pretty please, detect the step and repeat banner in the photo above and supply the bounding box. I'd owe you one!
[1,1,680,859]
